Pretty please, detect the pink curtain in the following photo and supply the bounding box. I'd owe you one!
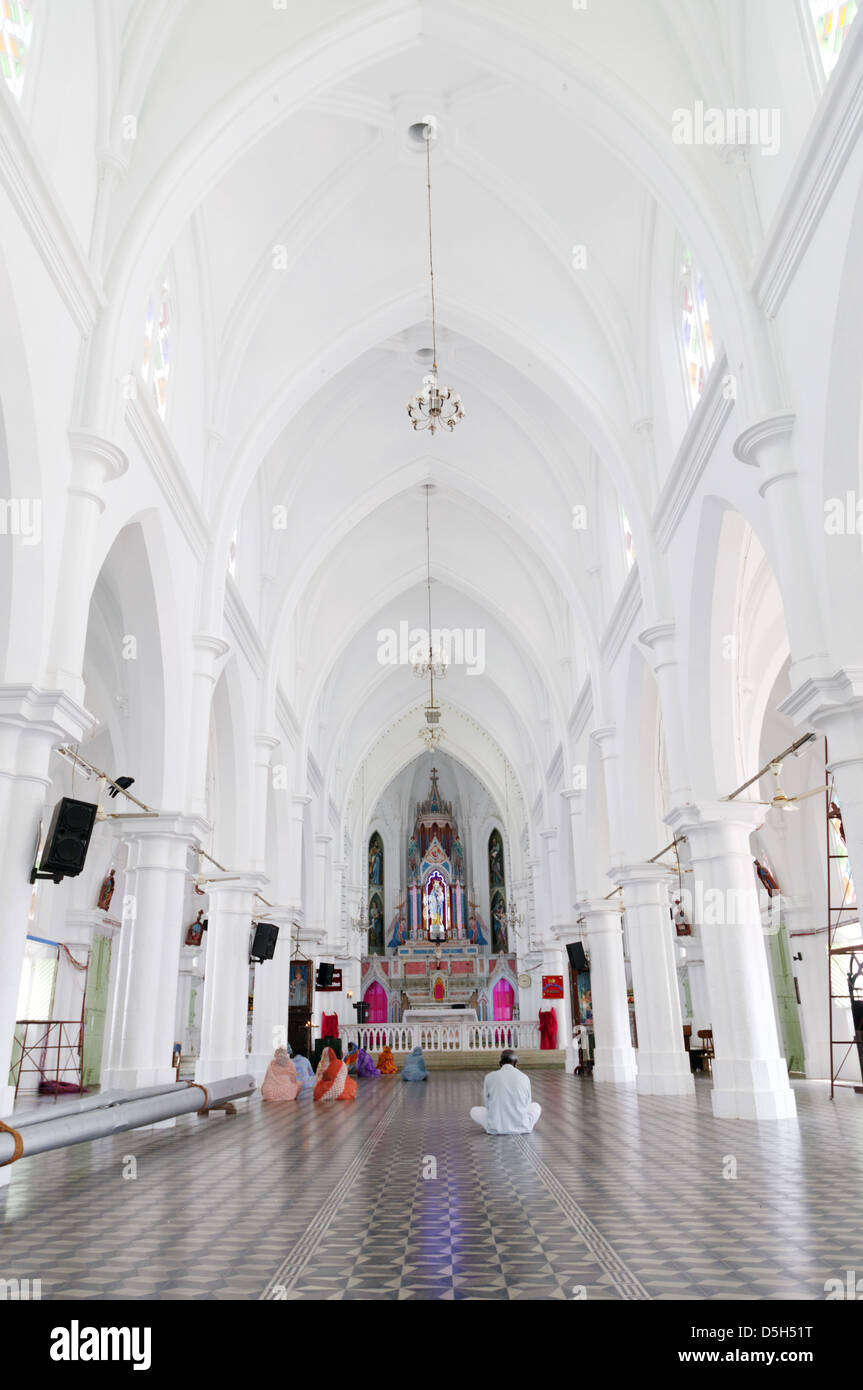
[493,979,514,1021]
[364,981,387,1023]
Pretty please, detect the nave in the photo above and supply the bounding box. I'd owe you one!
[3,1073,860,1302]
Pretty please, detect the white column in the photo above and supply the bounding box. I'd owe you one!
[616,864,694,1096]
[313,833,332,937]
[248,906,293,1081]
[286,794,311,922]
[542,937,572,1054]
[577,900,637,1085]
[102,814,207,1091]
[638,624,692,804]
[668,803,796,1119]
[44,434,128,700]
[783,900,829,1080]
[540,828,564,929]
[251,733,279,874]
[734,415,830,688]
[0,688,93,1154]
[195,873,267,1085]
[562,786,588,903]
[184,635,230,818]
[781,673,863,920]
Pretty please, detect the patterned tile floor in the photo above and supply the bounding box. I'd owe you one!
[2,1072,862,1300]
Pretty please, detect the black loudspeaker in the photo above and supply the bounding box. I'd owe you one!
[567,941,589,972]
[36,798,98,881]
[250,922,279,962]
[353,1001,369,1023]
[313,1036,342,1068]
[316,962,335,989]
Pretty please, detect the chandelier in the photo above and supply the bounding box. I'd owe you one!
[351,763,370,936]
[416,484,446,748]
[406,119,464,435]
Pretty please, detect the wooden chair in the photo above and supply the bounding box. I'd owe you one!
[697,1029,714,1073]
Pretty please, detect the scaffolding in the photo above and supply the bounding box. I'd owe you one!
[826,737,863,1097]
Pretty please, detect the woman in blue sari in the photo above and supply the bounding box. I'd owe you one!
[292,1049,316,1092]
[402,1046,428,1081]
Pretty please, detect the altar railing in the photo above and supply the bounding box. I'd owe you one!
[338,1019,541,1053]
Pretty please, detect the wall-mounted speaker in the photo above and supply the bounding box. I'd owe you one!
[316,962,335,989]
[566,941,589,973]
[250,922,279,962]
[33,798,98,882]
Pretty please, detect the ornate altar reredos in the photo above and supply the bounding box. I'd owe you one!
[361,768,519,1023]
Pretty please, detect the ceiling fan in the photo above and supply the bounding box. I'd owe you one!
[752,760,825,813]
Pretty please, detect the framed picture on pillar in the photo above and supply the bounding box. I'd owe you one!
[289,961,310,1008]
[542,975,564,999]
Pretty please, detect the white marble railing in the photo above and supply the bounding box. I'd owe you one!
[339,1020,542,1053]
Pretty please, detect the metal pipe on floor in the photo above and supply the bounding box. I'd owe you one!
[0,1075,255,1167]
[12,1081,204,1130]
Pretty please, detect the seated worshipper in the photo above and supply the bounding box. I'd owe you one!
[292,1049,316,1092]
[376,1045,397,1075]
[313,1045,357,1103]
[355,1046,380,1078]
[344,1042,359,1073]
[470,1050,541,1135]
[401,1045,428,1082]
[261,1046,301,1102]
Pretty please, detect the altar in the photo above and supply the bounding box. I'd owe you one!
[403,1007,478,1025]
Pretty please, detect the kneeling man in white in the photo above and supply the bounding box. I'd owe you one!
[470,1049,541,1134]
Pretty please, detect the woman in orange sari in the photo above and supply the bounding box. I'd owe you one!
[313,1046,357,1102]
[377,1045,397,1075]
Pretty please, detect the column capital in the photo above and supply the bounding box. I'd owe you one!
[665,799,765,839]
[254,731,281,753]
[192,632,231,663]
[732,411,795,468]
[0,686,95,744]
[575,899,623,931]
[67,429,128,511]
[561,786,586,803]
[111,811,210,843]
[296,926,326,949]
[780,667,863,730]
[614,862,675,891]
[539,827,558,842]
[205,870,269,897]
[589,724,617,749]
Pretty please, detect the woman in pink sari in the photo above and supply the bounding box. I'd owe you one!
[261,1047,301,1101]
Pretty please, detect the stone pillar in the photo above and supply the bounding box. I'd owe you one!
[782,900,828,1081]
[577,900,637,1084]
[195,873,267,1085]
[616,865,694,1096]
[562,786,588,904]
[251,733,280,874]
[781,673,863,928]
[638,623,692,803]
[248,906,293,1081]
[543,936,572,1054]
[540,828,564,929]
[0,689,94,1149]
[668,803,796,1119]
[44,434,128,700]
[734,415,829,687]
[286,793,311,920]
[313,833,332,937]
[185,635,230,818]
[101,814,207,1091]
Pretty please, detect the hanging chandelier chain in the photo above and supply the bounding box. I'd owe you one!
[426,125,438,373]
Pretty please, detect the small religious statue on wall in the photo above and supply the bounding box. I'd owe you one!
[672,898,691,936]
[754,859,780,899]
[185,909,205,947]
[97,867,116,912]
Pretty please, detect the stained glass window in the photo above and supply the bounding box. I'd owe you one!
[141,270,171,420]
[810,1,859,76]
[0,0,33,100]
[622,509,635,570]
[680,247,715,410]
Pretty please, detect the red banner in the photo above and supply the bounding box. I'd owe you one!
[542,974,564,999]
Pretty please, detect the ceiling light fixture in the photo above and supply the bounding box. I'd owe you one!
[406,118,464,435]
[416,485,447,749]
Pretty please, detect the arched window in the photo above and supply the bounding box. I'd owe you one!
[809,1,858,76]
[679,247,715,410]
[0,2,34,101]
[141,269,172,420]
[488,829,508,951]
